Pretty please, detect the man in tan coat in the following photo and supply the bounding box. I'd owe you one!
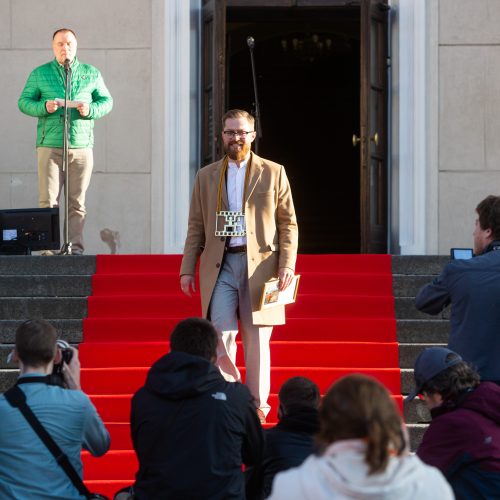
[180,109,298,422]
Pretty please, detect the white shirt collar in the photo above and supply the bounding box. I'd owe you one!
[228,153,251,170]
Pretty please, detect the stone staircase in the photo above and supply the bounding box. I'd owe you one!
[0,255,449,450]
[0,256,94,390]
[393,256,449,449]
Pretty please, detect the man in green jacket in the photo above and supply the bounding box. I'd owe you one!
[18,28,113,255]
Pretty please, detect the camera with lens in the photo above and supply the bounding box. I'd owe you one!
[52,339,73,385]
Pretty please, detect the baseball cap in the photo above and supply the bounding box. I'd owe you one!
[405,347,463,402]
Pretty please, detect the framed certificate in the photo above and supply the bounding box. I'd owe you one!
[259,275,300,310]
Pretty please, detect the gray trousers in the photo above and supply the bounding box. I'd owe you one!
[37,147,93,254]
[209,252,272,415]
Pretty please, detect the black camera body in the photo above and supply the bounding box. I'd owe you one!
[52,339,73,381]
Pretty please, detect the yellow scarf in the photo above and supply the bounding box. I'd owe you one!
[216,153,253,213]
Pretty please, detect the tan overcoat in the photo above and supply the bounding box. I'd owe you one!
[180,152,298,325]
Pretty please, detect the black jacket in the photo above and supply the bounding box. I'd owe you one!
[415,242,500,381]
[246,405,319,499]
[131,351,264,499]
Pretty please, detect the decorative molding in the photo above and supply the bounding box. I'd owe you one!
[398,0,429,255]
[154,0,437,255]
[154,0,192,254]
[425,0,439,254]
[151,0,165,253]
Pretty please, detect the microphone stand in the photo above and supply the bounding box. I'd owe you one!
[60,60,72,255]
[247,36,262,154]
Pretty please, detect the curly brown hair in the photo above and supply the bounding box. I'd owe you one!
[476,195,500,240]
[316,374,406,474]
[420,360,480,402]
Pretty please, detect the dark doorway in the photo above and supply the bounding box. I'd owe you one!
[226,7,361,253]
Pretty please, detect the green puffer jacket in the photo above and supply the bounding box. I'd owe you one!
[18,57,113,148]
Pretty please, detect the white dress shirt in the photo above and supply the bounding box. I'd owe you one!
[226,156,248,246]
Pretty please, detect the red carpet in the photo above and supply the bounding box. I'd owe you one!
[80,254,399,497]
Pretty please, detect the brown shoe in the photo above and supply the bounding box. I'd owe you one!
[256,408,266,424]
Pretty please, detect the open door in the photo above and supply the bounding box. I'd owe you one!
[208,0,389,253]
[202,0,226,165]
[357,0,389,253]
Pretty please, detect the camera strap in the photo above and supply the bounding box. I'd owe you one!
[4,384,93,499]
[15,374,63,386]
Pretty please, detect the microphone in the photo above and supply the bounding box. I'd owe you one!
[64,59,70,71]
[246,35,262,147]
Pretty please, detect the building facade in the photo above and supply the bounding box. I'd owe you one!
[0,0,498,255]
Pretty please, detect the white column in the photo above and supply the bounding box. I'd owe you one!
[397,0,436,254]
[425,0,439,254]
[151,0,192,254]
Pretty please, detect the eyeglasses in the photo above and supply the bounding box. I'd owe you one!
[222,130,254,139]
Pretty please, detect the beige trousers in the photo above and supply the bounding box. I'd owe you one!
[209,252,273,415]
[37,147,93,254]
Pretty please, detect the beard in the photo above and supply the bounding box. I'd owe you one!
[224,141,251,161]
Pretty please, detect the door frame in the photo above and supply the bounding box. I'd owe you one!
[359,0,389,253]
[153,0,435,255]
[209,0,390,253]
[202,0,227,165]
[395,0,438,255]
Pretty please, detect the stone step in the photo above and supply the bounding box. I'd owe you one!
[0,296,444,321]
[398,342,446,369]
[0,364,424,413]
[0,319,82,342]
[0,317,447,344]
[392,275,437,297]
[0,298,87,319]
[0,341,81,369]
[0,254,447,453]
[0,255,96,275]
[0,367,427,450]
[392,255,448,275]
[0,275,433,298]
[0,255,445,278]
[0,369,17,392]
[397,319,448,343]
[393,256,443,451]
[407,424,428,452]
[395,297,450,320]
[404,398,431,424]
[0,276,91,297]
[401,368,416,394]
[0,364,429,450]
[1,345,17,368]
[0,342,442,373]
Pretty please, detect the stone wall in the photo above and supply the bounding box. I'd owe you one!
[0,0,153,254]
[6,0,496,256]
[438,0,500,252]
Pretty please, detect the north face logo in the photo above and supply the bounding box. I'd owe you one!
[211,392,227,401]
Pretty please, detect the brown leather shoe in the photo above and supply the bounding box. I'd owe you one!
[256,408,266,424]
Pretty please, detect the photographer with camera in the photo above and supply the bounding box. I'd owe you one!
[0,319,110,499]
[416,195,500,384]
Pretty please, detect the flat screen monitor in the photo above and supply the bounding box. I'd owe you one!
[0,208,60,252]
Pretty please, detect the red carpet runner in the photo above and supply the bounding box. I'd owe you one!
[80,254,399,497]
